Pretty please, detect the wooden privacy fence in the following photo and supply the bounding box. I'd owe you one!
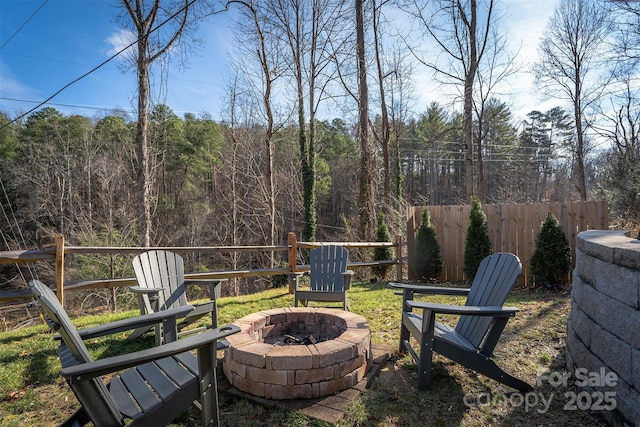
[406,201,609,285]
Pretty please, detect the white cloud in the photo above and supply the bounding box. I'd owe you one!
[105,28,137,62]
[0,60,41,115]
[0,62,30,96]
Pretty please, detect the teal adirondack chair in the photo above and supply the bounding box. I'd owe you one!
[27,279,239,427]
[129,250,226,345]
[294,245,354,310]
[390,252,533,391]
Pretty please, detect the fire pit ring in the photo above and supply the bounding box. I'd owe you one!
[223,307,371,400]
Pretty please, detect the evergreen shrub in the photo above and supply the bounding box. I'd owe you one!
[463,197,492,280]
[373,210,393,279]
[414,208,443,281]
[530,212,572,288]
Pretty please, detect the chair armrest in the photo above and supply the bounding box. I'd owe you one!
[74,305,195,340]
[389,282,470,296]
[128,286,166,294]
[406,300,519,317]
[184,278,228,284]
[62,324,240,382]
[342,270,354,290]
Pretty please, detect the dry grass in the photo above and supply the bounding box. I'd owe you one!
[0,281,608,426]
[350,289,606,427]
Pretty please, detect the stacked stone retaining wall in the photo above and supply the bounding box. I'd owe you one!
[567,230,640,426]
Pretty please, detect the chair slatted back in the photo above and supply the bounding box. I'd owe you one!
[28,280,123,425]
[309,245,349,292]
[132,250,188,312]
[455,253,522,348]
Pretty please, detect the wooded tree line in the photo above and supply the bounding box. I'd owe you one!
[1,0,638,288]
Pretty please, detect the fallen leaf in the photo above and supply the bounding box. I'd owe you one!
[4,390,26,401]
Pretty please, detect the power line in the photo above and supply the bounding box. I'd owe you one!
[1,0,199,130]
[0,0,49,51]
[0,97,224,120]
[0,51,225,87]
[0,97,136,113]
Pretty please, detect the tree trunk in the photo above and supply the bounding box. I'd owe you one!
[356,0,375,241]
[136,43,152,247]
[574,88,588,201]
[373,0,391,207]
[476,111,485,202]
[464,0,478,202]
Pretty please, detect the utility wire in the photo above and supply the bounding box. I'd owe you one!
[0,97,137,113]
[1,0,199,130]
[0,0,49,50]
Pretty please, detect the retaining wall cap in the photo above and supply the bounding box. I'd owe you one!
[576,230,640,264]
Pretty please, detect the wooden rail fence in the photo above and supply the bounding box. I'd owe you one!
[406,201,609,285]
[0,232,402,307]
[1,201,610,305]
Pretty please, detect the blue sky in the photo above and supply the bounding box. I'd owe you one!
[0,0,231,120]
[0,0,556,123]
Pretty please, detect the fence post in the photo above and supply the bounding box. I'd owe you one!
[55,233,65,306]
[395,235,403,282]
[287,232,298,294]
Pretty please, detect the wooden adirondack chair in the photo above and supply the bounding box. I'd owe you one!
[294,245,354,310]
[390,252,533,392]
[27,279,239,427]
[130,250,225,345]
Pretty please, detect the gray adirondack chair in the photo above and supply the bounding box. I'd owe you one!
[130,250,225,345]
[390,252,533,392]
[294,245,354,310]
[28,279,239,427]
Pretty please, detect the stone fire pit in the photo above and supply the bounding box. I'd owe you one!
[223,307,371,400]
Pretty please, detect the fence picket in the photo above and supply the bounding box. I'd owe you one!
[407,201,609,285]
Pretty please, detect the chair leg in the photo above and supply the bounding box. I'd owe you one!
[416,340,433,391]
[60,407,90,427]
[197,341,218,427]
[154,324,162,347]
[127,326,149,341]
[398,322,410,354]
[417,310,436,391]
[470,357,533,392]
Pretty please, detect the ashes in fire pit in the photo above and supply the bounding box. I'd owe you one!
[266,332,331,346]
[223,307,371,400]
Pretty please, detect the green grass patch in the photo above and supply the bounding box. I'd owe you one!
[0,282,606,426]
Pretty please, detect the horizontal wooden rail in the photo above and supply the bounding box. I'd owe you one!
[296,242,397,249]
[62,245,290,254]
[0,250,55,265]
[0,290,33,302]
[0,233,404,305]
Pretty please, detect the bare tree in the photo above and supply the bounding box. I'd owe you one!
[592,74,640,214]
[402,0,497,201]
[608,1,640,63]
[269,0,348,242]
[371,0,391,207]
[533,0,613,201]
[226,0,285,263]
[117,0,213,246]
[356,0,376,240]
[385,45,415,210]
[473,22,521,202]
